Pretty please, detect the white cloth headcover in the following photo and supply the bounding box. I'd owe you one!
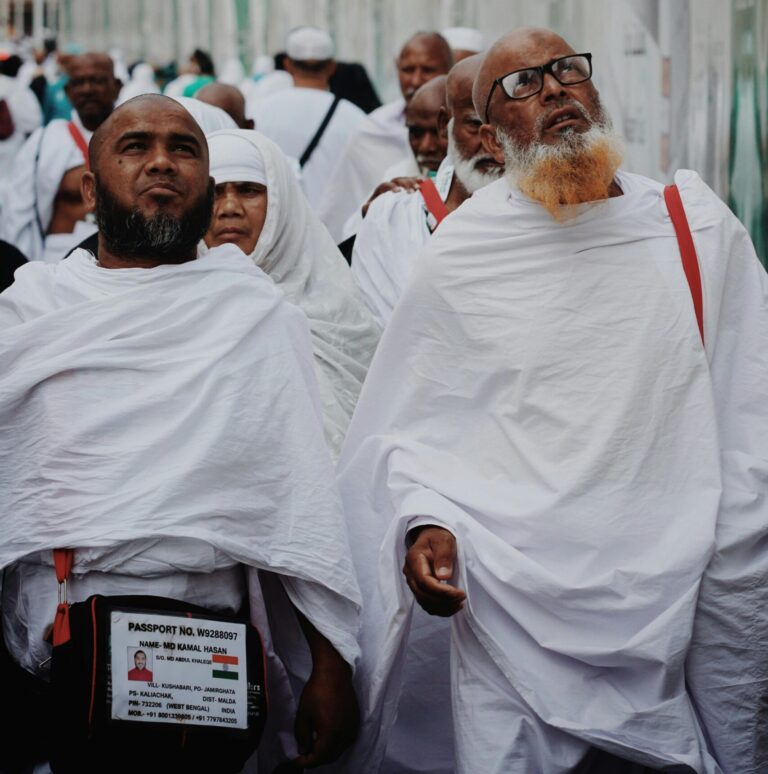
[208,133,267,187]
[204,129,381,457]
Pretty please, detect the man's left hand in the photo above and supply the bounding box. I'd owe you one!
[293,664,360,768]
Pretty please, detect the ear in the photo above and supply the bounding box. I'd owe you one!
[479,123,505,165]
[326,60,337,79]
[81,170,97,213]
[64,80,72,99]
[436,106,449,140]
[111,77,123,100]
[283,58,296,76]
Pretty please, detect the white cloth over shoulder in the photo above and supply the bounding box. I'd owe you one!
[338,170,768,772]
[205,130,380,458]
[0,115,89,261]
[317,98,412,243]
[352,158,453,328]
[0,245,362,671]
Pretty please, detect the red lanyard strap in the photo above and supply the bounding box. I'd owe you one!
[664,184,704,345]
[67,121,90,171]
[53,548,75,646]
[419,177,449,228]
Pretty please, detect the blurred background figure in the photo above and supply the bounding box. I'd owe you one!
[117,61,159,104]
[251,26,366,215]
[441,26,484,62]
[0,53,42,190]
[163,48,215,97]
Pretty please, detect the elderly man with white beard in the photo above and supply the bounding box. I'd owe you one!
[337,27,768,774]
[351,54,503,328]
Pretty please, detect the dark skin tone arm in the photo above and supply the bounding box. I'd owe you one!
[361,176,423,217]
[291,607,360,768]
[47,165,89,235]
[403,526,466,617]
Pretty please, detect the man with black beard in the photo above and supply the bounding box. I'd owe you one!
[338,27,768,774]
[0,95,361,772]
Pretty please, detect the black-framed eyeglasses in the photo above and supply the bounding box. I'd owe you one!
[484,53,593,123]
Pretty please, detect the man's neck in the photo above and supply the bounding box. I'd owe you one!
[445,175,469,214]
[292,76,329,91]
[608,178,623,198]
[97,235,197,269]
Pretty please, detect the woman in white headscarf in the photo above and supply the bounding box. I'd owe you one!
[203,130,380,458]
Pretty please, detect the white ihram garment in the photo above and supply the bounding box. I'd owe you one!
[0,245,362,768]
[339,170,768,772]
[317,98,412,243]
[205,130,381,459]
[352,159,453,328]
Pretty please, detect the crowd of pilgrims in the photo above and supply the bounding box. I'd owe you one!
[0,19,767,774]
[0,26,489,298]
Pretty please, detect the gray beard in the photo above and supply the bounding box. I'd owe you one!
[497,101,623,188]
[446,120,504,194]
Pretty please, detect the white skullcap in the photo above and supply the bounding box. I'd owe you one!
[208,132,267,187]
[285,26,334,61]
[441,26,484,53]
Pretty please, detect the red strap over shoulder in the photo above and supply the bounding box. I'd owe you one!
[664,184,704,345]
[53,548,74,646]
[68,121,90,170]
[419,177,449,228]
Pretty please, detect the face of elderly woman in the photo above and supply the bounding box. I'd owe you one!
[205,180,268,256]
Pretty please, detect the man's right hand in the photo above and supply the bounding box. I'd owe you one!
[361,176,423,217]
[403,526,466,617]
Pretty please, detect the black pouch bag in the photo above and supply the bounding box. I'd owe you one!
[49,594,267,774]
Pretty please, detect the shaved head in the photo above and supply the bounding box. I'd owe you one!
[406,74,448,119]
[89,94,206,172]
[396,31,453,102]
[447,53,484,112]
[398,32,453,70]
[196,83,253,129]
[473,27,574,123]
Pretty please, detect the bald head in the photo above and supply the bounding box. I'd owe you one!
[447,53,484,112]
[396,31,453,102]
[399,32,453,68]
[89,94,207,172]
[406,74,448,120]
[473,28,576,123]
[196,83,253,129]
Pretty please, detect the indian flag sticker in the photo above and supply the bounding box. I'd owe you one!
[211,654,239,680]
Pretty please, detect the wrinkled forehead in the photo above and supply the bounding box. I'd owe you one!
[103,101,208,160]
[493,33,576,75]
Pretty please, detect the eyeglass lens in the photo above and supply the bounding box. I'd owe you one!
[501,55,591,100]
